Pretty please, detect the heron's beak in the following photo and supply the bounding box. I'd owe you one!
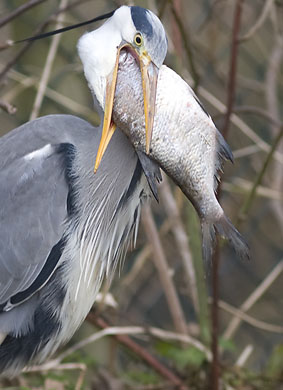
[94,46,159,172]
[94,46,121,173]
[139,53,158,154]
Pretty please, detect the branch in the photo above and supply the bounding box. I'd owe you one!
[0,100,17,114]
[238,0,274,42]
[223,260,283,339]
[213,298,283,334]
[222,0,244,139]
[159,177,199,315]
[142,204,188,337]
[238,125,283,223]
[0,0,47,29]
[194,84,283,164]
[29,0,69,120]
[212,2,244,388]
[170,3,200,89]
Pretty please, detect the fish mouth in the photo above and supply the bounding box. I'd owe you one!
[94,43,159,173]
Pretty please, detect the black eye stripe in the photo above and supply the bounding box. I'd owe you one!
[131,6,153,39]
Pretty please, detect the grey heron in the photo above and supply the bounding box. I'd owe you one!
[0,5,167,376]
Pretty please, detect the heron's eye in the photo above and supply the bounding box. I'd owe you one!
[134,33,143,46]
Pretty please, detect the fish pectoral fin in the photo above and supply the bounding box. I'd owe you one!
[137,151,162,202]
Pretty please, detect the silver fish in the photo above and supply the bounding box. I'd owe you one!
[113,50,249,262]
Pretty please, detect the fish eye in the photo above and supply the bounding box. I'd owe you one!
[134,33,143,46]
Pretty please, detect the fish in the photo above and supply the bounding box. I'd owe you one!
[112,49,249,262]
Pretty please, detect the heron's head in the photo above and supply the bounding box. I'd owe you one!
[77,6,167,170]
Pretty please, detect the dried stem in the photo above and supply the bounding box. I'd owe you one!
[238,125,283,223]
[0,0,47,29]
[170,1,200,89]
[195,84,283,164]
[223,260,283,339]
[159,177,199,314]
[6,69,96,121]
[29,0,69,120]
[25,363,86,390]
[235,345,253,367]
[0,100,17,114]
[222,0,244,139]
[142,204,188,337]
[211,1,244,389]
[41,313,194,389]
[186,202,211,346]
[238,0,274,42]
[0,0,91,81]
[265,30,283,234]
[233,105,283,128]
[211,298,283,333]
[211,240,220,390]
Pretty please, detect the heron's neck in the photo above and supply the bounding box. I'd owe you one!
[77,26,121,110]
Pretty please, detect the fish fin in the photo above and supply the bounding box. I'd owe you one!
[217,131,234,163]
[137,151,162,202]
[201,215,250,263]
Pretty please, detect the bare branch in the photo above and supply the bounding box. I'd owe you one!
[215,298,283,334]
[0,100,17,114]
[238,0,274,42]
[223,260,283,339]
[238,125,283,223]
[222,0,244,139]
[0,0,47,29]
[142,204,188,337]
[235,345,253,367]
[159,177,199,314]
[29,0,69,120]
[195,83,283,164]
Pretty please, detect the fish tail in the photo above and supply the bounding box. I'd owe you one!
[201,215,250,263]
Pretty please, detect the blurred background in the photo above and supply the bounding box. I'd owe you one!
[0,0,283,389]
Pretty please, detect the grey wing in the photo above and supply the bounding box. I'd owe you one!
[0,115,83,307]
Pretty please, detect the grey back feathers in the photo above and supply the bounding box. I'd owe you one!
[0,115,153,375]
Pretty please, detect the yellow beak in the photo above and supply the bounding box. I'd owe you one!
[94,46,159,173]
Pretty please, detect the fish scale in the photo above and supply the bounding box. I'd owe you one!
[113,50,249,262]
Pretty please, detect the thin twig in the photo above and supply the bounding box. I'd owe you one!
[265,31,283,234]
[0,100,17,114]
[170,3,200,89]
[238,0,274,42]
[0,0,47,29]
[232,144,262,159]
[159,177,199,314]
[47,314,194,390]
[0,27,47,82]
[211,298,283,333]
[29,0,69,120]
[25,363,86,390]
[211,240,220,390]
[233,105,283,128]
[6,69,97,121]
[212,2,244,388]
[222,0,244,139]
[238,125,283,223]
[235,345,253,367]
[122,220,171,288]
[195,84,283,164]
[142,204,188,337]
[223,260,283,339]
[223,178,283,201]
[0,0,91,80]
